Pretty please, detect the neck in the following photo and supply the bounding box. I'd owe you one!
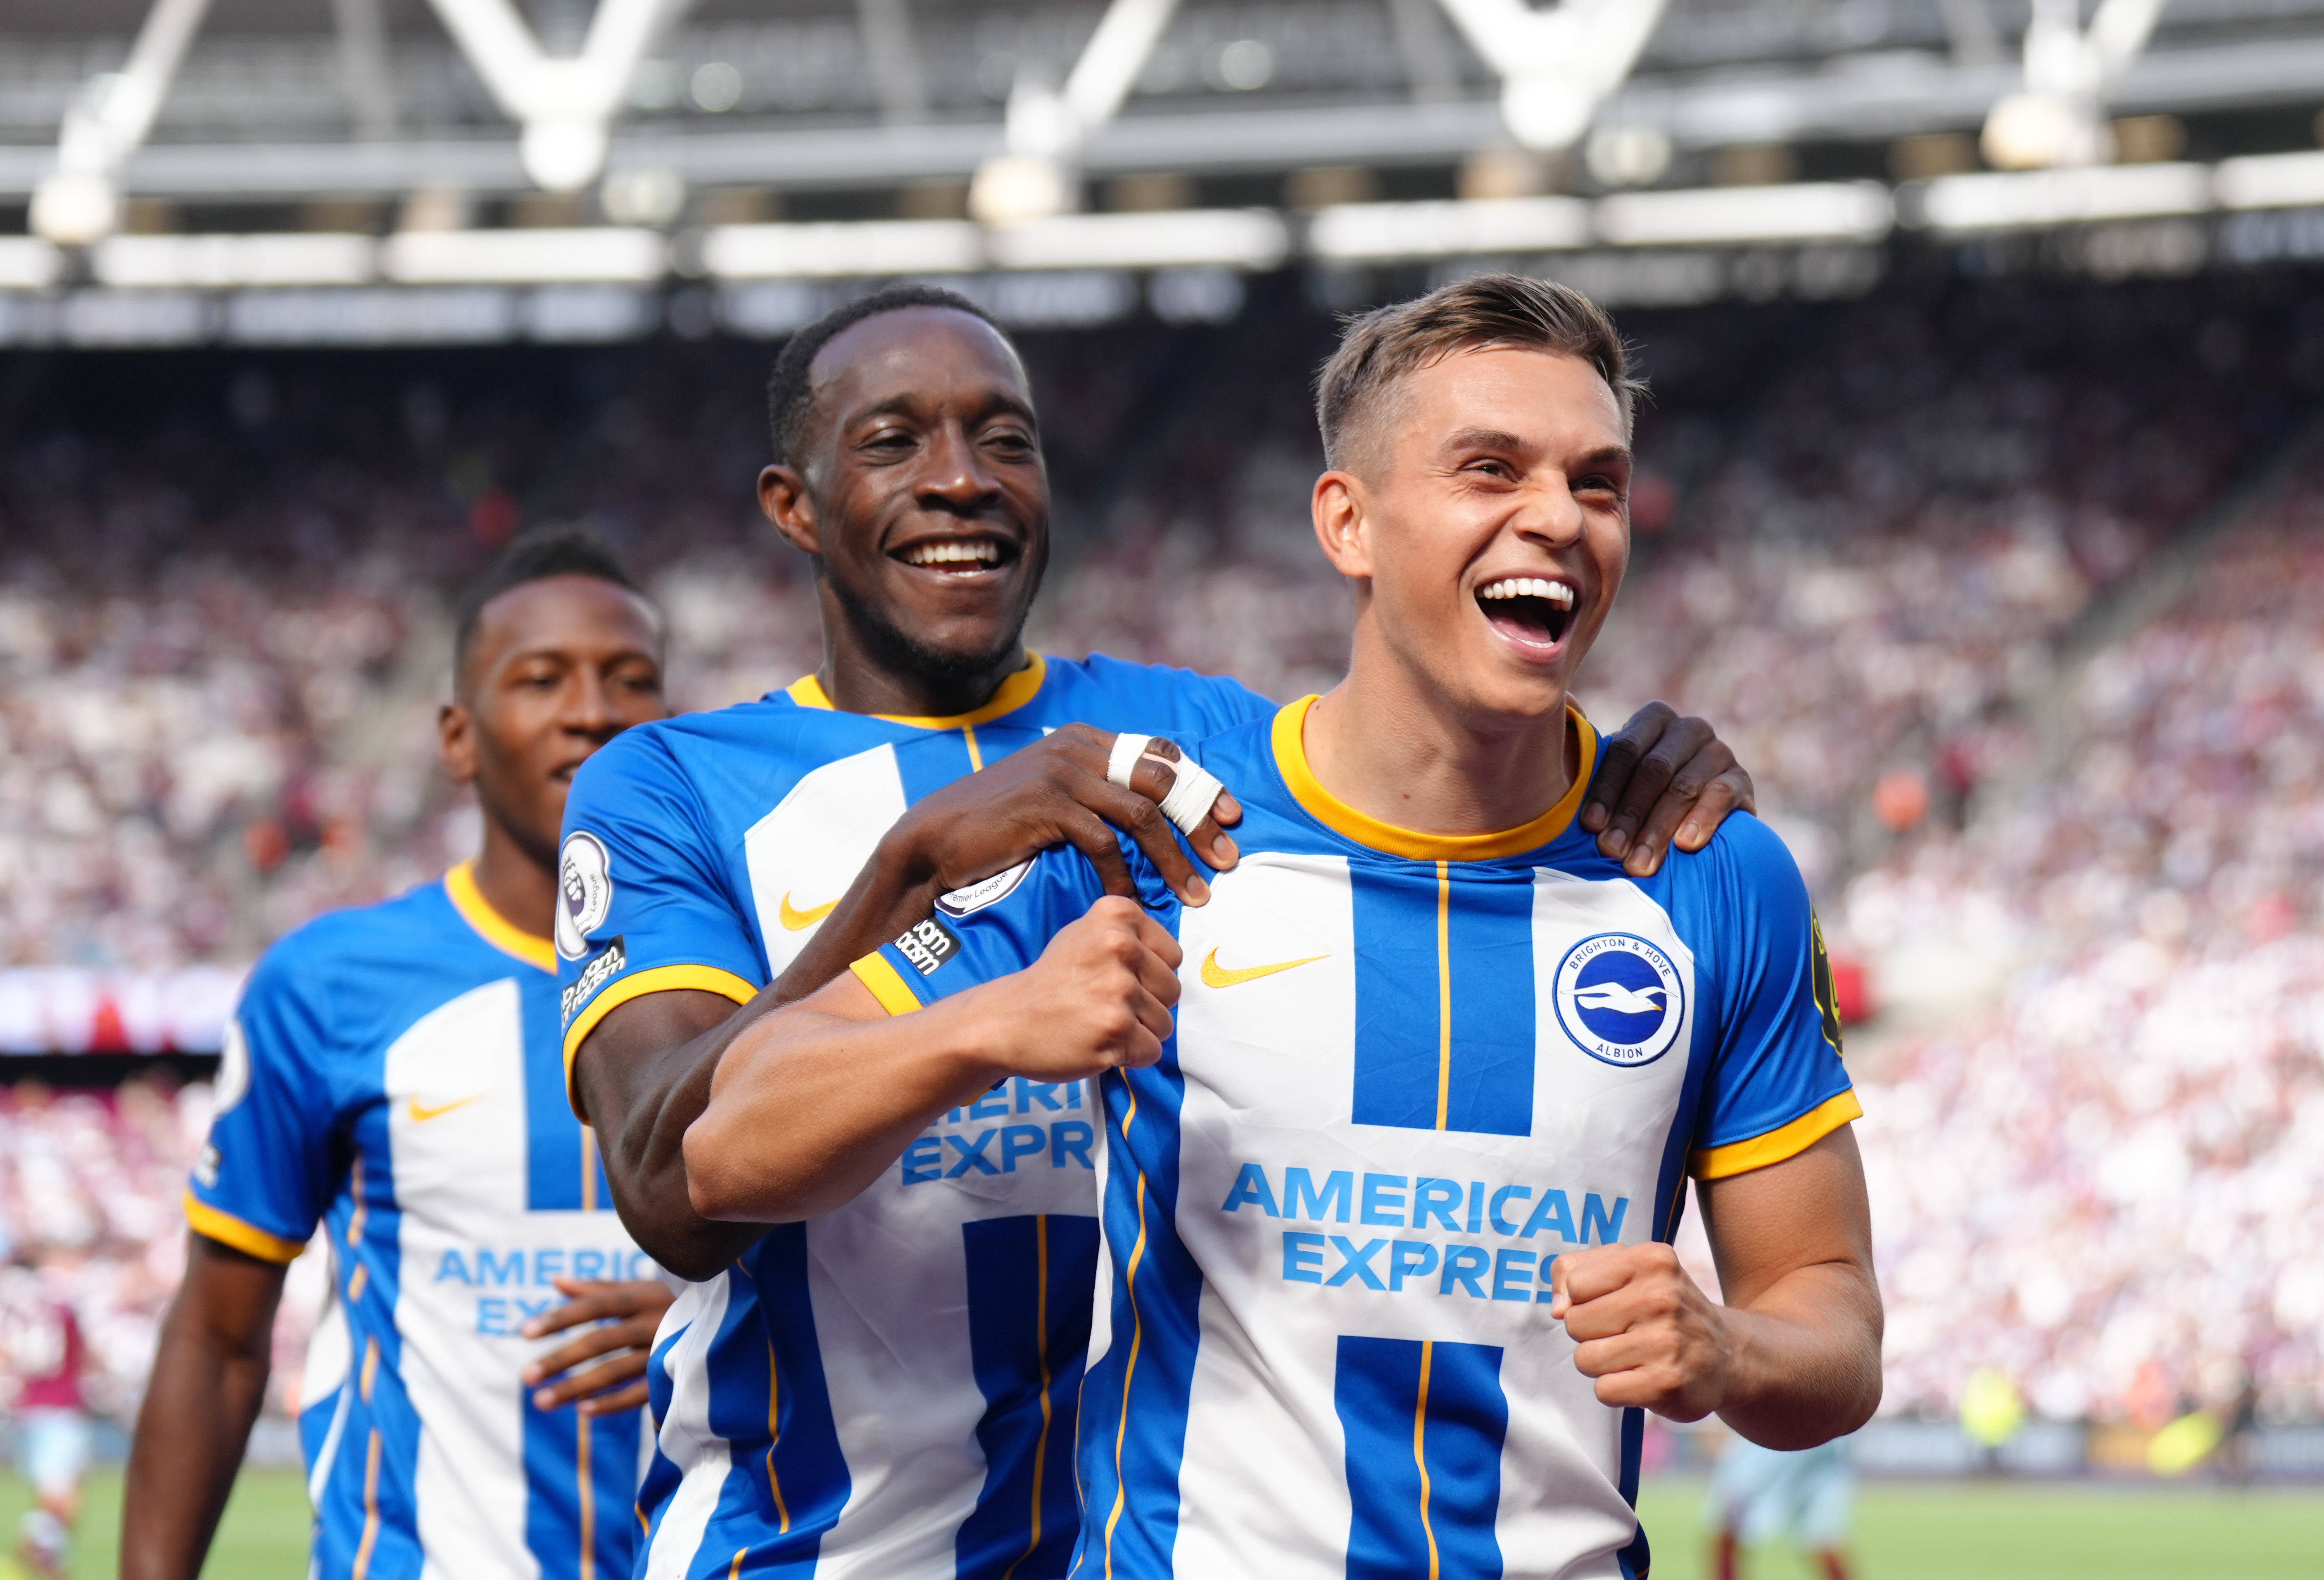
[470,818,557,939]
[1303,630,1577,838]
[813,579,1027,719]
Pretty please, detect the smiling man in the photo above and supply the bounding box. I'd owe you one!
[687,275,1881,1579]
[126,529,677,1580]
[556,283,1763,1579]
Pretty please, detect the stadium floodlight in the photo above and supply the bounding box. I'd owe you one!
[1917,163,2210,230]
[984,211,1291,271]
[421,0,691,192]
[31,0,215,246]
[1981,0,2168,169]
[381,227,669,283]
[93,233,378,289]
[2213,150,2324,211]
[970,0,1184,222]
[0,239,64,291]
[1594,182,1894,246]
[1431,0,1671,152]
[700,220,985,279]
[1307,197,1592,259]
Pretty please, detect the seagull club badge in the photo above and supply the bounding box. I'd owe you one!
[1553,932,1686,1068]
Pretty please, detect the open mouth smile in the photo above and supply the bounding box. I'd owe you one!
[1476,575,1577,657]
[892,536,1017,578]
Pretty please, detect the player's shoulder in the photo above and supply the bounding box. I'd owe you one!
[572,695,890,816]
[1040,652,1273,733]
[241,878,473,1044]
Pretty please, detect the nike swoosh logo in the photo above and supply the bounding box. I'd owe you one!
[1200,948,1329,990]
[780,892,840,931]
[408,1094,486,1123]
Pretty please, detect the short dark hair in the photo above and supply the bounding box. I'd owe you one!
[453,524,647,677]
[1314,273,1643,475]
[765,283,1008,468]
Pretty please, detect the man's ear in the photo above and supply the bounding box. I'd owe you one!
[439,700,479,788]
[760,464,820,555]
[1312,470,1375,581]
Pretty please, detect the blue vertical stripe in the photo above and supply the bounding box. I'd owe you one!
[1350,866,1536,1136]
[958,1214,1102,1580]
[523,975,589,1211]
[1334,1336,1508,1580]
[893,732,982,808]
[1068,1011,1204,1580]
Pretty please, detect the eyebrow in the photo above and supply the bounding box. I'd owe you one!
[844,390,1039,431]
[1439,429,1634,471]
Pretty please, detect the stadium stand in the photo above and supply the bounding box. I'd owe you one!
[1,268,2319,1444]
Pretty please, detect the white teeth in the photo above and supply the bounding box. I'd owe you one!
[903,541,1002,567]
[1477,576,1575,607]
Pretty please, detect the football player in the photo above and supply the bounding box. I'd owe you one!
[687,275,1881,1578]
[126,530,678,1580]
[559,282,1763,1577]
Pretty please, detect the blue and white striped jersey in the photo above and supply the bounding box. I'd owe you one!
[187,863,651,1580]
[553,654,1272,1580]
[860,698,1858,1580]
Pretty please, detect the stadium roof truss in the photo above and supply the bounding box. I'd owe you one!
[2,0,2324,331]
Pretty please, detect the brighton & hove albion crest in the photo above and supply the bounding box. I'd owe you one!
[556,830,613,961]
[1553,932,1685,1067]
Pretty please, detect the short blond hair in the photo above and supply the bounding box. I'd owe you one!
[1314,273,1642,474]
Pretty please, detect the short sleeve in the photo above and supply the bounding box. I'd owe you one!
[557,731,763,1110]
[185,950,336,1263]
[851,850,1112,1017]
[1686,818,1859,1180]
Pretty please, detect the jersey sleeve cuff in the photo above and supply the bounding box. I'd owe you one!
[183,1193,308,1264]
[1689,1089,1863,1181]
[561,962,760,1118]
[851,952,927,1016]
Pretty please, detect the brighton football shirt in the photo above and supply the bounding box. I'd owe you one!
[858,697,1858,1580]
[187,863,651,1580]
[554,653,1271,1579]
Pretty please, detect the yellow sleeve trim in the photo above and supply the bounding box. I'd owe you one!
[1690,1090,1863,1181]
[561,963,760,1117]
[850,953,923,1017]
[183,1193,307,1264]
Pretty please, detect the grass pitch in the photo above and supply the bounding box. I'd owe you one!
[7,1468,2321,1576]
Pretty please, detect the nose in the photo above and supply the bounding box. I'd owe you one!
[562,669,621,742]
[915,422,1002,513]
[1513,472,1589,549]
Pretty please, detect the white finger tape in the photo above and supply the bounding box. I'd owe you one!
[1106,733,1155,789]
[1154,754,1229,837]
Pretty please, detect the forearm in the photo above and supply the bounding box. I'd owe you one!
[687,992,1000,1223]
[121,1279,275,1580]
[1715,1259,1884,1449]
[767,831,946,1007]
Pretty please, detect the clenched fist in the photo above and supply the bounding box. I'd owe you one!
[974,895,1183,1085]
[1548,1242,1732,1421]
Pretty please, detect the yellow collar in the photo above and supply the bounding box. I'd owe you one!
[1270,693,1598,863]
[783,653,1048,730]
[444,861,558,973]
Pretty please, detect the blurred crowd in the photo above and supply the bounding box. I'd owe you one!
[1,270,2321,1439]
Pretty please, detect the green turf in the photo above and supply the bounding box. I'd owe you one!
[1637,1475,2324,1580]
[5,1468,2322,1577]
[0,1468,309,1578]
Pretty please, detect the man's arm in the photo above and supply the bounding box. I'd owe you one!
[685,896,1178,1223]
[1548,1127,1882,1450]
[121,1236,288,1580]
[578,727,1234,1278]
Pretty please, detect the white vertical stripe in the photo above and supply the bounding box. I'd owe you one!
[385,978,538,1580]
[743,745,909,979]
[644,1276,736,1580]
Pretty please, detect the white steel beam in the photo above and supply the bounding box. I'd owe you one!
[1984,0,2171,167]
[421,0,691,190]
[1431,0,1670,150]
[974,0,1184,221]
[31,0,216,244]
